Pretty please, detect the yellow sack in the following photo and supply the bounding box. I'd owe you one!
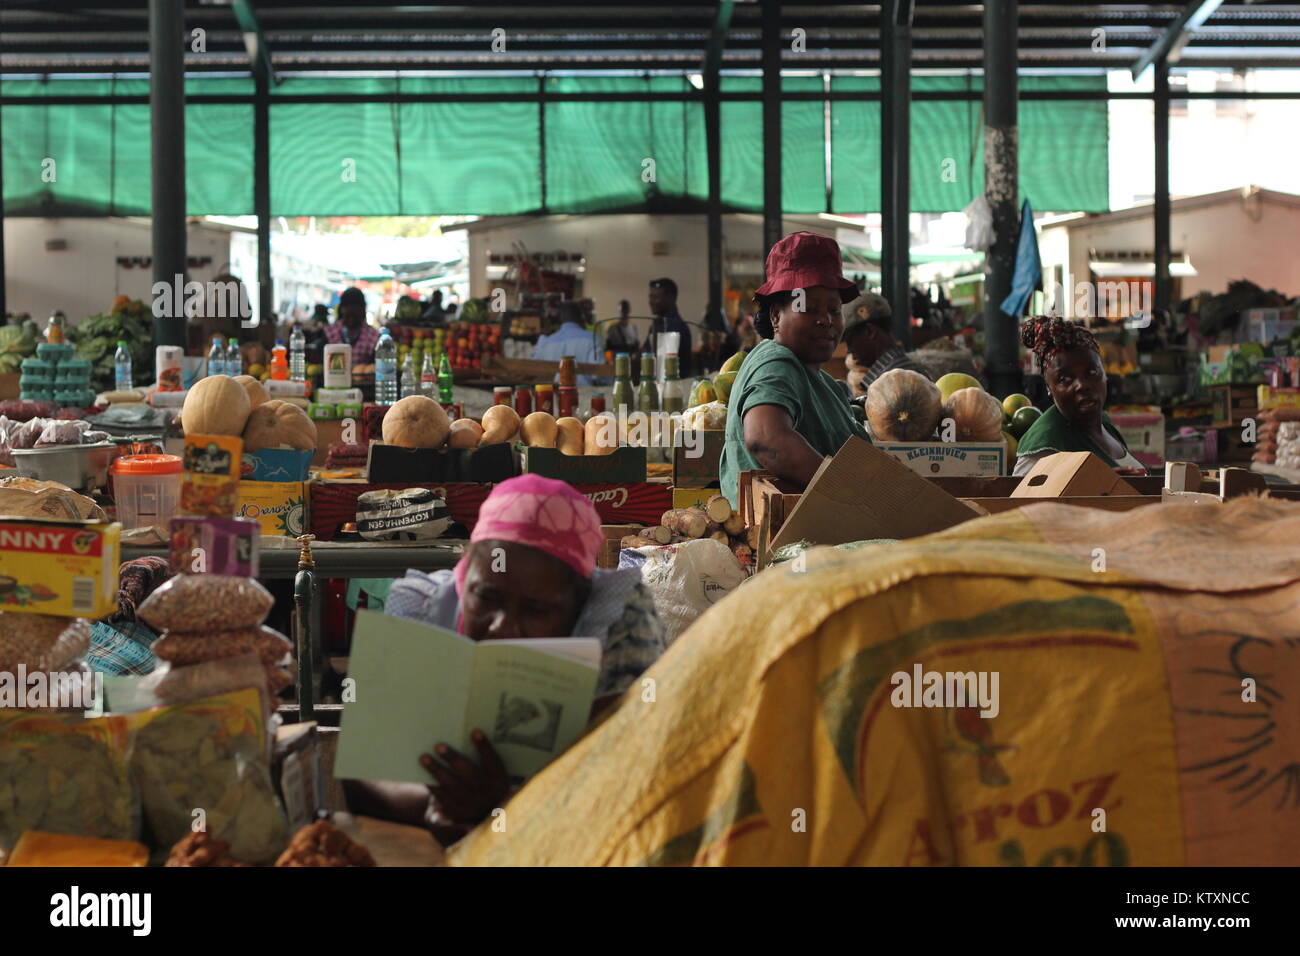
[451,497,1300,866]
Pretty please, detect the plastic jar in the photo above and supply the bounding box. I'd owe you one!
[110,454,183,531]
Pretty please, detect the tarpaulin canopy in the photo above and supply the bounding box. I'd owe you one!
[1,74,1110,219]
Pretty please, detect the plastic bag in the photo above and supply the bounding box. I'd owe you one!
[130,682,288,865]
[634,539,746,644]
[0,710,139,852]
[82,430,111,445]
[0,612,91,672]
[963,195,995,252]
[138,574,274,632]
[355,488,451,542]
[36,419,90,447]
[9,418,46,449]
[153,626,291,667]
[0,432,13,468]
[682,401,728,431]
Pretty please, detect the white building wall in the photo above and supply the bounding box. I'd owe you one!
[1042,193,1300,300]
[3,217,234,323]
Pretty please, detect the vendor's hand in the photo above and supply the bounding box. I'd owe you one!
[420,729,510,828]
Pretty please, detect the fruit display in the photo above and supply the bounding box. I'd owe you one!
[866,368,944,441]
[944,387,1005,441]
[1008,405,1042,438]
[389,321,503,373]
[935,371,981,404]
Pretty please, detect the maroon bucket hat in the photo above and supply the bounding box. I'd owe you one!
[754,231,860,302]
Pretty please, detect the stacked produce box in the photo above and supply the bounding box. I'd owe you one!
[20,343,94,408]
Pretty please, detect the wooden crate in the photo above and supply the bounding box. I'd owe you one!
[1210,384,1259,429]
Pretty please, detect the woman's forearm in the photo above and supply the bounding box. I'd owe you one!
[747,427,826,487]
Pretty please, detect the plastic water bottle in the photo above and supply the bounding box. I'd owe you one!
[400,353,418,399]
[114,340,132,391]
[226,338,241,376]
[375,329,398,405]
[289,324,306,382]
[207,336,226,377]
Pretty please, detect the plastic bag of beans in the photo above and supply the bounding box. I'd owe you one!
[138,575,273,633]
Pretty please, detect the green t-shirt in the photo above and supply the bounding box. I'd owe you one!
[719,339,869,507]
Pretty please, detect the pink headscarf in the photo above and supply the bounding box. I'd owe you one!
[453,474,604,598]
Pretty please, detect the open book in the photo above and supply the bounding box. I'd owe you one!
[334,610,602,783]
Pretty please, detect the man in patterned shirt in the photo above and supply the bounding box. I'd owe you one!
[842,292,931,398]
[324,286,382,364]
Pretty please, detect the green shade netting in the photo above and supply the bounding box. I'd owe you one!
[2,74,1110,217]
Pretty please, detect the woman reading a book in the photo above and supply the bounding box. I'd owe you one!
[1013,315,1148,478]
[342,474,667,845]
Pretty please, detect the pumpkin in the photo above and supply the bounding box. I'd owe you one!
[242,399,318,452]
[945,386,1005,441]
[382,395,450,449]
[231,374,270,409]
[865,369,943,441]
[181,374,251,437]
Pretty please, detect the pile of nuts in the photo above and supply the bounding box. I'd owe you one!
[275,820,376,868]
[165,830,253,867]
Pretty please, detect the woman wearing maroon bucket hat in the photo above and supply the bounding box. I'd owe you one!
[719,232,870,507]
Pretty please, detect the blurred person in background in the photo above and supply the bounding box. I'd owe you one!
[605,299,640,356]
[533,300,602,386]
[842,292,930,399]
[646,278,693,377]
[325,286,382,364]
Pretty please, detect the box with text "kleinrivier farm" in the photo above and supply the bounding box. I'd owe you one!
[0,518,120,618]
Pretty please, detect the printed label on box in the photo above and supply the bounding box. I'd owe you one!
[876,441,1007,477]
[237,481,307,537]
[0,519,120,618]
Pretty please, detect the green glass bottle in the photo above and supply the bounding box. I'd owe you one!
[660,354,685,413]
[437,353,454,404]
[612,353,634,416]
[637,354,659,413]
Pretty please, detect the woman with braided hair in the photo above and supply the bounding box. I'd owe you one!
[1013,315,1147,477]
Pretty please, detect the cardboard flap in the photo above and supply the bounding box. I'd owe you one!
[1011,451,1140,498]
[768,437,980,551]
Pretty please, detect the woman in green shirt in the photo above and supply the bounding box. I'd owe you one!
[720,232,869,507]
[1013,315,1147,477]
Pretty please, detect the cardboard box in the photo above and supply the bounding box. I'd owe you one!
[874,441,1006,477]
[573,481,673,526]
[0,518,120,618]
[181,432,242,516]
[240,447,314,483]
[367,440,517,484]
[522,445,647,484]
[1244,307,1297,344]
[1258,386,1300,413]
[1010,452,1140,498]
[237,481,308,537]
[168,516,260,577]
[672,486,721,510]
[309,480,493,541]
[672,430,724,488]
[768,437,979,552]
[1109,410,1165,468]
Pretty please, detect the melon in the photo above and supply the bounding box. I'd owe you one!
[242,399,318,452]
[232,374,270,409]
[936,372,981,404]
[181,375,251,437]
[382,395,450,449]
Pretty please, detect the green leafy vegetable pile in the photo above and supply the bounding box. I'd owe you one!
[67,299,154,392]
[0,321,40,375]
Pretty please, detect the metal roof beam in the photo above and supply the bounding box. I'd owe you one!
[229,0,277,85]
[1133,0,1225,80]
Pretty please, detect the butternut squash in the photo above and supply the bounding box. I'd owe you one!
[520,411,558,448]
[555,417,584,455]
[584,412,619,456]
[479,404,520,446]
[447,418,483,449]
